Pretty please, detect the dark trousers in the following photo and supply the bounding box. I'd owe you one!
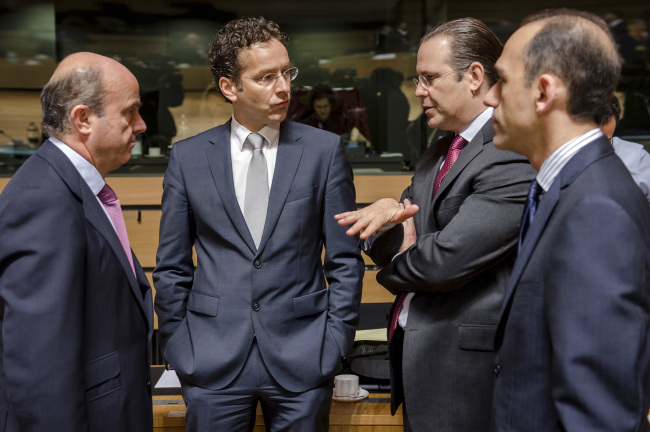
[179,340,333,432]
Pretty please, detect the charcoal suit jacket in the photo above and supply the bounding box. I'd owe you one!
[367,120,535,431]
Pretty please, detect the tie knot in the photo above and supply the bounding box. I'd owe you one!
[246,133,265,151]
[450,135,467,151]
[97,184,118,204]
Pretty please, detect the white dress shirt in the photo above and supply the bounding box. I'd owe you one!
[230,116,279,215]
[399,107,494,328]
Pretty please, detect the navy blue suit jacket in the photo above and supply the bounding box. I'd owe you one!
[492,136,650,431]
[0,141,154,432]
[153,119,364,393]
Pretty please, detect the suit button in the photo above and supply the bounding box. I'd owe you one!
[253,303,260,311]
[494,364,500,377]
[254,260,262,269]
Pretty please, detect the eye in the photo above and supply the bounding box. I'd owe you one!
[259,73,275,83]
[426,74,439,81]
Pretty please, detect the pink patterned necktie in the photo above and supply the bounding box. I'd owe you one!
[97,184,135,276]
[388,135,468,343]
[433,134,467,197]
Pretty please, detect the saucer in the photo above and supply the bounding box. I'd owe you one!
[332,388,369,402]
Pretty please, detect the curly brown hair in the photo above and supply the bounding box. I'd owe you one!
[208,16,289,103]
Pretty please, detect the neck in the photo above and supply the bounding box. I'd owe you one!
[528,114,597,171]
[57,133,107,178]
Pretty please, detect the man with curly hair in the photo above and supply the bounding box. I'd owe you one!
[154,16,364,431]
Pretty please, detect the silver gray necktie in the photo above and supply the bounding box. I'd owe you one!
[244,133,268,248]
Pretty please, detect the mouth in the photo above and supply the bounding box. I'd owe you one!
[422,105,436,116]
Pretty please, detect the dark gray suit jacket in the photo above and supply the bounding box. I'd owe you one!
[492,136,650,432]
[0,141,154,432]
[367,120,535,432]
[153,119,364,393]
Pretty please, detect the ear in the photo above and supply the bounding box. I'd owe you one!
[535,73,560,114]
[70,105,92,135]
[219,77,238,103]
[467,61,485,94]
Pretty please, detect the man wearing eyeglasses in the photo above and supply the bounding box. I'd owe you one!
[336,18,534,431]
[153,16,363,432]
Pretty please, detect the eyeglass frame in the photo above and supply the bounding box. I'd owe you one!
[241,67,299,88]
[412,67,468,90]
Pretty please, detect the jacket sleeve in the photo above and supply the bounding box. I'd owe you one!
[153,144,196,354]
[0,189,89,431]
[322,138,365,356]
[378,149,533,294]
[545,196,650,431]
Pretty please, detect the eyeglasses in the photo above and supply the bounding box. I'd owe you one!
[413,68,463,89]
[242,67,299,88]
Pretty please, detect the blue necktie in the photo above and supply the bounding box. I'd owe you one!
[518,180,542,251]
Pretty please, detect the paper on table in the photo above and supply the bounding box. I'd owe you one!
[354,328,387,342]
[155,369,181,388]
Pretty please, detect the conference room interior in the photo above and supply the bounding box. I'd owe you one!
[0,0,649,429]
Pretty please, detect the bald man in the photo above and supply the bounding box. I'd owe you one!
[0,53,153,431]
[485,11,650,431]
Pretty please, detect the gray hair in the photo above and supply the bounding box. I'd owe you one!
[41,66,105,138]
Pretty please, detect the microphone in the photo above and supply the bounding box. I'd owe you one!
[0,129,16,142]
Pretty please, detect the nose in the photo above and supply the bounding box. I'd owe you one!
[275,74,291,94]
[414,82,428,98]
[484,82,500,108]
[134,111,147,134]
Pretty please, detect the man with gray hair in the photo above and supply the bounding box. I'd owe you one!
[0,52,153,431]
[336,18,535,431]
[485,11,650,431]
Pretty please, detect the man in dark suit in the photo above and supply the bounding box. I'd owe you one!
[153,17,364,432]
[0,52,153,431]
[336,18,535,432]
[485,11,650,431]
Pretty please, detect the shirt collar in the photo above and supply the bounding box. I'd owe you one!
[231,115,280,151]
[537,128,602,192]
[49,137,105,195]
[458,107,493,143]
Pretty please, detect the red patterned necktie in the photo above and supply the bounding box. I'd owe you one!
[98,184,136,276]
[388,135,468,343]
[433,134,467,197]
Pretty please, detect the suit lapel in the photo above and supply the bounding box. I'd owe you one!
[415,135,450,231]
[432,121,493,206]
[498,179,559,320]
[206,122,258,253]
[38,142,151,329]
[497,135,615,323]
[257,121,304,254]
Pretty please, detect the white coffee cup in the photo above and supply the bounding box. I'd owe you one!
[334,374,360,398]
[148,147,161,157]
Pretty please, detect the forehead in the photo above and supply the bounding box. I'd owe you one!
[239,38,290,73]
[104,69,140,107]
[314,97,330,105]
[416,36,452,73]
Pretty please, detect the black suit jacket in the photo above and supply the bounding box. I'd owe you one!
[0,141,153,432]
[367,120,535,431]
[492,136,650,432]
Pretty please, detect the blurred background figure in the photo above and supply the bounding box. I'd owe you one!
[600,94,650,201]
